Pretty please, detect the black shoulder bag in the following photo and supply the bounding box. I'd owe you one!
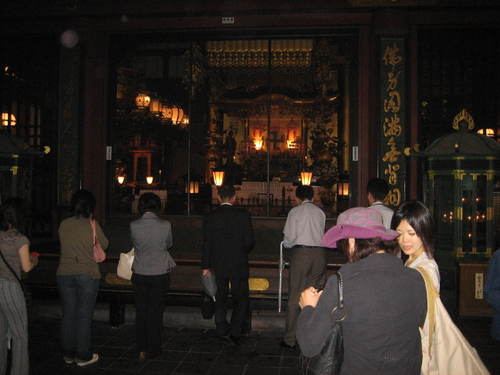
[300,272,345,375]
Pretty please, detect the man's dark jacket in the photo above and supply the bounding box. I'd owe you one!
[201,204,254,278]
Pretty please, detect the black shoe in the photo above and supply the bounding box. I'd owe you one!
[223,335,240,346]
[280,341,296,349]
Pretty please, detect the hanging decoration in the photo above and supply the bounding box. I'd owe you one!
[207,40,313,67]
[135,93,151,108]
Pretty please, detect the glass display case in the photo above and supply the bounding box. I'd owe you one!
[420,110,499,315]
[421,110,499,260]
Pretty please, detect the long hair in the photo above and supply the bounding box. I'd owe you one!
[337,237,399,263]
[391,200,435,258]
[71,189,96,218]
[0,198,27,233]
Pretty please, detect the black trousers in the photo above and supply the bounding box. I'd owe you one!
[132,273,169,355]
[215,275,249,338]
[284,247,326,346]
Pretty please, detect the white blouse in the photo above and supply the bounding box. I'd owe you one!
[405,251,440,292]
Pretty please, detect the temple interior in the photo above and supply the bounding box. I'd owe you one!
[0,3,499,372]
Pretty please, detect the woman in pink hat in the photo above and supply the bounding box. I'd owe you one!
[297,207,427,375]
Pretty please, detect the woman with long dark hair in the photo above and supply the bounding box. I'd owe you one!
[57,189,108,367]
[0,198,38,375]
[392,200,440,374]
[392,200,440,291]
[297,207,426,375]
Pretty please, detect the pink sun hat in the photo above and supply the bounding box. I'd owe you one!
[321,207,399,248]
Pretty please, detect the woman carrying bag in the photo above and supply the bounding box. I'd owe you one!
[297,207,427,375]
[57,189,108,367]
[392,200,440,292]
[393,201,490,375]
[0,198,38,375]
[130,193,175,361]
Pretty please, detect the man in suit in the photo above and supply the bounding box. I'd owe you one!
[201,185,254,344]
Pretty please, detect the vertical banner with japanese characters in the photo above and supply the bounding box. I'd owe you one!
[380,38,406,208]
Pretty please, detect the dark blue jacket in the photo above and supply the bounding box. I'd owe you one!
[485,249,500,341]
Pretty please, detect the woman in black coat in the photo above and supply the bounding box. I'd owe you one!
[297,207,427,375]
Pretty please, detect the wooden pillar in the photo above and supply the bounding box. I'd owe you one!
[408,26,419,200]
[374,10,410,208]
[355,25,373,206]
[342,62,351,177]
[57,45,82,205]
[82,31,109,223]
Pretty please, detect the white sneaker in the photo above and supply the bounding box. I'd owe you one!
[63,356,75,364]
[76,353,99,367]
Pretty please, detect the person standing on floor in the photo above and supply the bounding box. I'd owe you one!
[57,189,108,367]
[201,185,254,345]
[485,247,500,341]
[392,200,440,291]
[392,200,440,374]
[131,192,175,361]
[0,198,38,375]
[297,207,426,375]
[367,177,394,230]
[281,185,326,349]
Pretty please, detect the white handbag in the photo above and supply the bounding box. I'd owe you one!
[417,267,490,375]
[117,248,135,280]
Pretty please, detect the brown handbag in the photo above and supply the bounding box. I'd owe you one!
[90,219,106,263]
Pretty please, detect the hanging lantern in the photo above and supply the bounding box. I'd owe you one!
[149,99,163,114]
[212,170,224,186]
[146,176,154,184]
[337,181,350,197]
[186,181,200,194]
[171,107,185,125]
[161,104,185,125]
[117,175,125,184]
[1,113,16,127]
[135,93,151,109]
[300,171,313,186]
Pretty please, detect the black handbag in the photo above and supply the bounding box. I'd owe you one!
[201,292,216,319]
[300,272,344,375]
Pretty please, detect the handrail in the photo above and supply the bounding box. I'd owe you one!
[279,241,289,313]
